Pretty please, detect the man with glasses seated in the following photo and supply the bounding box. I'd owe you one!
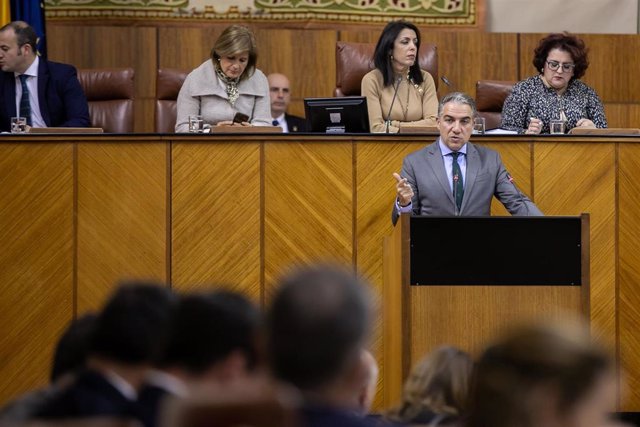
[501,33,607,134]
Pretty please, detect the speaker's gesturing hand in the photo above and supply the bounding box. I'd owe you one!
[393,172,414,207]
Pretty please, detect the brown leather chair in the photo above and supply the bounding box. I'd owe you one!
[77,68,134,133]
[162,381,300,427]
[475,80,516,130]
[334,41,438,97]
[155,68,189,133]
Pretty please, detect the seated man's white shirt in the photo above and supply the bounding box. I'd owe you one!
[14,56,46,128]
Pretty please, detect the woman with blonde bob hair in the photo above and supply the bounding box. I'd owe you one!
[386,346,473,426]
[175,25,272,132]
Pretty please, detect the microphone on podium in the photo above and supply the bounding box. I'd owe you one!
[385,75,403,134]
[441,76,454,90]
[453,173,460,216]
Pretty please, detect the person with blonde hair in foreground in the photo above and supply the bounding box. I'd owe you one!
[386,346,473,426]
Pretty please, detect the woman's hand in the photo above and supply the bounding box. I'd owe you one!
[576,118,596,128]
[525,117,543,134]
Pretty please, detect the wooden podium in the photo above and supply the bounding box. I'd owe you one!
[382,214,590,405]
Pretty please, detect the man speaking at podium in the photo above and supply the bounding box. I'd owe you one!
[392,92,542,225]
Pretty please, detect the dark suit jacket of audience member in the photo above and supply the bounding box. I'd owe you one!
[136,383,173,427]
[35,369,136,420]
[286,113,307,132]
[0,59,90,132]
[303,404,389,427]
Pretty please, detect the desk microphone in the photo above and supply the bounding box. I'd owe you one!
[385,75,403,133]
[453,173,460,216]
[441,76,454,89]
[506,173,530,216]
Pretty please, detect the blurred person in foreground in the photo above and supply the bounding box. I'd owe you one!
[137,290,262,427]
[35,282,176,420]
[175,25,271,132]
[468,322,616,427]
[361,20,438,133]
[267,265,384,427]
[0,314,96,424]
[501,32,606,134]
[386,346,473,426]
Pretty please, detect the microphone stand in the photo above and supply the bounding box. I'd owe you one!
[385,75,403,134]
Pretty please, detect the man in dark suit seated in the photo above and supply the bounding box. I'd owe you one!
[267,265,384,427]
[267,73,306,132]
[392,91,542,224]
[0,21,90,132]
[35,282,176,420]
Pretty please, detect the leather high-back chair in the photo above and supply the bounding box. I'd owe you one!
[334,41,438,97]
[155,68,189,133]
[163,381,300,427]
[77,68,134,133]
[475,80,516,130]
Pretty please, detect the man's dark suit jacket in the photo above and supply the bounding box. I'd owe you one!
[285,113,307,132]
[35,369,136,419]
[0,59,90,132]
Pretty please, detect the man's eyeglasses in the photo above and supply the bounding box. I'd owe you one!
[546,60,575,73]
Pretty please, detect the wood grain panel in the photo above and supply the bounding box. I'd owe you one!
[171,142,261,300]
[77,142,167,313]
[256,29,338,101]
[604,103,640,129]
[264,140,353,294]
[47,24,158,132]
[356,139,426,409]
[533,143,616,343]
[0,143,73,405]
[409,286,583,362]
[619,144,640,410]
[158,25,229,70]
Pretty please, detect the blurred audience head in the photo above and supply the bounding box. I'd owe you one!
[468,322,615,427]
[89,281,176,366]
[387,346,473,424]
[211,24,258,81]
[160,290,261,383]
[373,20,423,87]
[50,313,98,383]
[267,264,372,403]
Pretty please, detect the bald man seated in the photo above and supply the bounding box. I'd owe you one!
[267,73,306,132]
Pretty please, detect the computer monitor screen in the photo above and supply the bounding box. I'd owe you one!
[304,96,370,134]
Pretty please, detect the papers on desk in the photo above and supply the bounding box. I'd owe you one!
[485,128,518,135]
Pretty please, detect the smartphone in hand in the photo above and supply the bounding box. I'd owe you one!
[232,112,250,124]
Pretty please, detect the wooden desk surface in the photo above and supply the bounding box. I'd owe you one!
[0,133,637,410]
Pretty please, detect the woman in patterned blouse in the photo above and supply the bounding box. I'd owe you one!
[501,33,607,134]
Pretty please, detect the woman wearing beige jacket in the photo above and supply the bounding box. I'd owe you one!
[175,25,272,132]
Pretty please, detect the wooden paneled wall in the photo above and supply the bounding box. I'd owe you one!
[46,22,640,132]
[1,134,639,412]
